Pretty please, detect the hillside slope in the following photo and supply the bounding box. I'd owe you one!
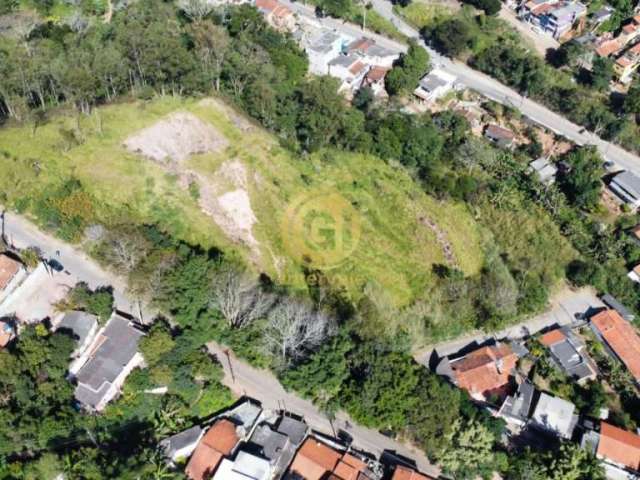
[0,96,484,307]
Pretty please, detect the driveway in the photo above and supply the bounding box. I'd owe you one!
[1,210,153,322]
[207,342,441,477]
[0,263,76,324]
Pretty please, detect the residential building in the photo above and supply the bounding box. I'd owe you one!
[362,66,390,98]
[591,309,640,384]
[619,17,640,46]
[608,170,640,208]
[530,392,578,439]
[72,313,144,411]
[345,37,398,68]
[160,426,204,463]
[436,342,519,402]
[539,327,598,383]
[614,43,640,83]
[55,310,99,363]
[592,6,614,25]
[391,465,435,480]
[255,0,296,32]
[248,415,307,476]
[328,54,370,94]
[484,124,516,149]
[213,451,272,480]
[286,437,374,480]
[186,419,240,480]
[582,422,640,479]
[305,30,348,75]
[628,263,640,283]
[0,318,15,348]
[413,69,457,103]
[521,0,587,39]
[600,294,635,322]
[497,380,536,426]
[0,253,26,304]
[528,157,558,185]
[595,37,622,59]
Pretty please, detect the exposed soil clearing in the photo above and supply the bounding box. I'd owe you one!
[123,113,260,261]
[123,112,228,163]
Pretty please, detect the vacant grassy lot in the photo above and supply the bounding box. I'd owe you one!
[0,96,485,308]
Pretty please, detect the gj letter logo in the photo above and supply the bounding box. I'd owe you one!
[282,190,361,270]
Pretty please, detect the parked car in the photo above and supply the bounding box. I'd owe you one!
[48,259,64,272]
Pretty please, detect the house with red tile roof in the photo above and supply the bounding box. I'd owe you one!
[391,465,435,480]
[591,309,640,383]
[286,437,374,480]
[0,253,26,304]
[186,419,240,480]
[436,342,519,402]
[255,0,296,32]
[583,421,640,478]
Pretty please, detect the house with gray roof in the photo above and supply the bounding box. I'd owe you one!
[601,294,635,322]
[529,157,558,185]
[72,313,144,412]
[609,170,640,209]
[160,425,203,463]
[539,327,598,384]
[56,310,99,362]
[414,69,457,103]
[497,380,535,426]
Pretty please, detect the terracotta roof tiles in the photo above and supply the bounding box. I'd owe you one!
[0,254,20,291]
[451,344,518,398]
[591,309,640,382]
[540,329,566,347]
[598,422,640,470]
[392,465,434,480]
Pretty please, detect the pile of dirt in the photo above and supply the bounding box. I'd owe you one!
[123,112,228,164]
[124,115,260,261]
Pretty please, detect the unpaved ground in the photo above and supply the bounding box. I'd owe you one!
[124,112,228,163]
[124,112,260,260]
[199,98,255,132]
[419,215,458,268]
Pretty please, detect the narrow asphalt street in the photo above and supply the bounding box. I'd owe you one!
[0,210,152,322]
[289,0,640,175]
[414,287,604,363]
[207,342,442,477]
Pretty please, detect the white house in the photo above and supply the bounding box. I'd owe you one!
[212,451,272,480]
[413,69,457,103]
[160,426,204,464]
[345,37,399,68]
[72,313,145,412]
[328,54,370,94]
[306,30,347,75]
[530,392,578,439]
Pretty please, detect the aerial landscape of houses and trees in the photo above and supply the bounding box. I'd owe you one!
[4,0,640,478]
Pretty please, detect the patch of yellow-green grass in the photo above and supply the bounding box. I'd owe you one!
[0,96,484,308]
[359,10,408,43]
[394,1,455,29]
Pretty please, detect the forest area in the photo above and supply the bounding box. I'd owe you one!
[1,0,639,479]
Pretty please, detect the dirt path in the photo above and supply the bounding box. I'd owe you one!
[103,0,113,23]
[419,215,457,268]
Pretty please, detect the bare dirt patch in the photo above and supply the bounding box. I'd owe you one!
[124,114,260,261]
[123,112,228,164]
[418,215,458,268]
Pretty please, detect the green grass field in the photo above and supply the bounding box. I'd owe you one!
[0,96,485,307]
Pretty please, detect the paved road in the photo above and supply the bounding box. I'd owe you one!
[207,342,441,477]
[0,210,151,322]
[362,0,640,175]
[414,287,604,363]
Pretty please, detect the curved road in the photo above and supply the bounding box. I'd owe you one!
[285,0,640,175]
[369,0,640,171]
